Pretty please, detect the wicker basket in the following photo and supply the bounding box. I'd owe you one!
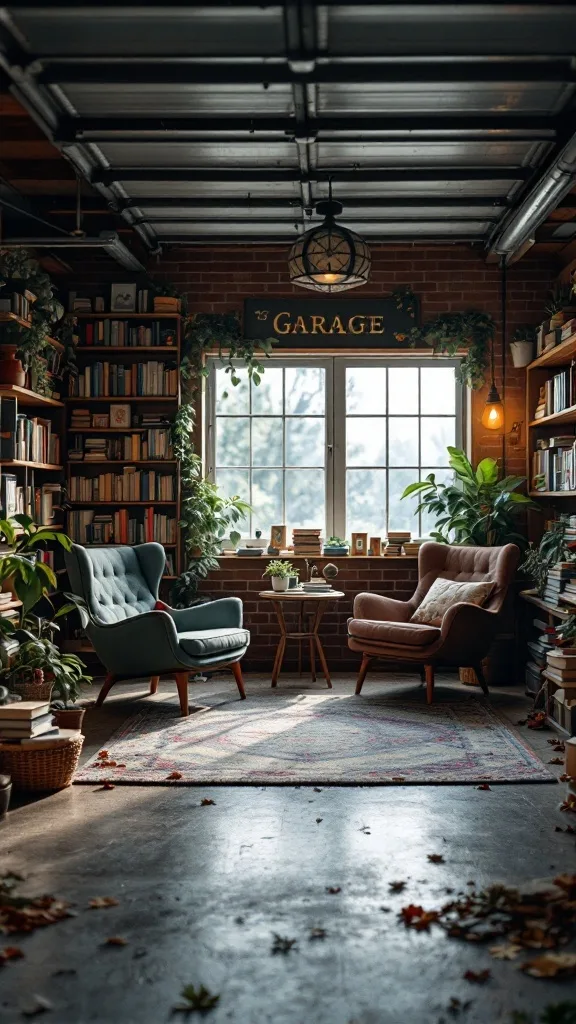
[10,680,53,702]
[0,734,84,791]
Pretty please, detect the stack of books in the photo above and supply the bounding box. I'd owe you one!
[385,531,411,556]
[153,295,181,314]
[403,539,423,557]
[0,591,14,610]
[301,579,333,593]
[526,618,558,696]
[543,562,573,606]
[71,297,92,313]
[0,701,58,743]
[560,575,576,608]
[70,409,92,430]
[292,529,322,556]
[533,386,547,420]
[84,438,108,461]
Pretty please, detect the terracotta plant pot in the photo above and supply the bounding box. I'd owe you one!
[51,707,85,732]
[0,344,26,387]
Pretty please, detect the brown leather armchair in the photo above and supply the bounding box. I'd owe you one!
[348,542,520,703]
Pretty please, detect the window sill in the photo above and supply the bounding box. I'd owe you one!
[218,553,418,561]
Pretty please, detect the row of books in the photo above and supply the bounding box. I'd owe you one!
[15,414,60,465]
[69,470,175,503]
[82,320,176,348]
[67,509,177,548]
[68,362,179,398]
[70,291,180,315]
[68,429,173,462]
[0,289,33,321]
[1,475,60,523]
[536,318,576,357]
[533,366,576,420]
[532,435,576,492]
[292,528,322,555]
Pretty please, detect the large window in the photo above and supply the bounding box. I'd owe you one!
[206,358,461,540]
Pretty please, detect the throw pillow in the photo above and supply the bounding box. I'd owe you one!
[410,577,494,627]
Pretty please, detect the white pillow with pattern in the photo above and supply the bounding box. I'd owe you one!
[410,577,494,627]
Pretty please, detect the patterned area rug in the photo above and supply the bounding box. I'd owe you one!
[75,693,554,785]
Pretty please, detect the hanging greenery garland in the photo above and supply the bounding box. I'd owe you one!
[0,248,65,396]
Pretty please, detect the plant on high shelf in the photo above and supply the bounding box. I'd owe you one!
[545,283,574,327]
[401,447,535,547]
[520,517,576,598]
[169,310,277,606]
[510,325,537,368]
[0,515,90,706]
[0,248,64,395]
[409,310,495,390]
[262,559,299,592]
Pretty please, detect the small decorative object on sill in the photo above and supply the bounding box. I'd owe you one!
[351,533,367,556]
[369,537,381,557]
[323,563,339,581]
[270,525,286,551]
[385,532,411,556]
[322,537,349,556]
[236,546,264,557]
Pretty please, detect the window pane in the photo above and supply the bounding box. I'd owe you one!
[346,417,387,467]
[252,368,283,415]
[346,469,386,538]
[252,417,282,467]
[388,417,418,466]
[388,367,418,414]
[215,469,251,537]
[216,417,249,466]
[420,367,456,414]
[420,468,454,538]
[216,367,249,414]
[346,367,387,415]
[420,417,456,467]
[389,469,420,534]
[285,367,325,414]
[286,469,325,529]
[286,418,324,466]
[252,469,283,535]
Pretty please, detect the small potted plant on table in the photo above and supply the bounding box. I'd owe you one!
[263,559,297,592]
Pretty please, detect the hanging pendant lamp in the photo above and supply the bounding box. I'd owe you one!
[481,262,505,431]
[288,181,371,293]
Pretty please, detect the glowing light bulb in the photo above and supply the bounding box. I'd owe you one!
[481,383,504,430]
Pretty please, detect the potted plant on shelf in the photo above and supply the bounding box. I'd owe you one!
[323,536,350,556]
[545,284,574,330]
[510,325,536,368]
[263,559,297,592]
[520,516,576,599]
[0,249,64,396]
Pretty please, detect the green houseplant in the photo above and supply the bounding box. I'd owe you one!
[520,517,576,598]
[0,248,64,396]
[263,559,298,592]
[510,325,536,368]
[401,447,534,547]
[410,310,495,389]
[323,536,349,555]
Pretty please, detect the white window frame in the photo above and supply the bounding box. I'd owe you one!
[205,355,463,542]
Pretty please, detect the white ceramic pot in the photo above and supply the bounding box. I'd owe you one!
[510,340,535,368]
[271,576,289,592]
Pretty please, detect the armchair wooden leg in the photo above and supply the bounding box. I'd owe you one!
[95,672,116,707]
[149,676,159,695]
[424,664,435,705]
[355,655,372,695]
[418,666,426,687]
[472,662,490,698]
[231,661,247,700]
[174,672,189,717]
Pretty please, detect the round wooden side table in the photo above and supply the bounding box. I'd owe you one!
[259,589,345,688]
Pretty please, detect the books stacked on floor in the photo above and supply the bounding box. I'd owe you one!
[544,648,576,733]
[385,531,411,556]
[526,617,558,696]
[70,408,92,430]
[68,361,178,398]
[542,562,573,606]
[292,529,322,556]
[403,539,423,557]
[69,470,175,503]
[544,647,576,690]
[0,702,58,743]
[532,436,576,491]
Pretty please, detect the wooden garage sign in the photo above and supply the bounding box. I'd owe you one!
[244,296,421,349]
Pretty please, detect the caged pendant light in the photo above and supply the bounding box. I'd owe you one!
[288,181,371,293]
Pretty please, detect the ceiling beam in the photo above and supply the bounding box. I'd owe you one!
[91,167,534,185]
[131,215,496,226]
[111,196,508,211]
[36,60,575,86]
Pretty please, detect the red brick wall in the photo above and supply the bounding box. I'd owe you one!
[199,554,419,672]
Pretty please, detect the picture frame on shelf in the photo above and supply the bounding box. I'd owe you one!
[351,532,368,556]
[110,283,137,313]
[92,413,110,429]
[369,536,381,556]
[109,404,131,429]
[270,525,286,551]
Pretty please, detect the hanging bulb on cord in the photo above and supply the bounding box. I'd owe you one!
[481,381,505,430]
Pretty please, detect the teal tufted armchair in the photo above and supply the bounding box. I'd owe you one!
[65,542,249,715]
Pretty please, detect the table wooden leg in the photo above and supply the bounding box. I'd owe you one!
[271,601,288,688]
[309,637,316,681]
[311,603,332,689]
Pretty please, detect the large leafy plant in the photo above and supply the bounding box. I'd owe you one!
[0,634,91,702]
[0,515,72,619]
[0,248,64,394]
[520,516,576,597]
[401,447,534,546]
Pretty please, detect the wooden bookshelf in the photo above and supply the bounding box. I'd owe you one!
[0,311,31,329]
[0,385,64,409]
[3,459,62,471]
[65,309,182,575]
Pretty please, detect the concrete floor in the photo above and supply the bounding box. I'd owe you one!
[0,673,574,1024]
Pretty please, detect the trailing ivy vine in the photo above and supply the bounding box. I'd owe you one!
[0,249,64,395]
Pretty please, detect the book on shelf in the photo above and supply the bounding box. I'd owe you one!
[1,473,17,518]
[15,414,60,465]
[68,429,173,462]
[68,361,178,398]
[532,438,576,491]
[68,508,177,546]
[0,397,17,459]
[82,319,174,347]
[1,481,61,524]
[69,470,175,503]
[0,290,32,321]
[561,318,576,341]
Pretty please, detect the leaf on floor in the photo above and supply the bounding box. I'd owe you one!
[88,897,119,909]
[388,881,407,893]
[521,953,576,979]
[166,772,183,781]
[560,795,576,814]
[476,783,491,791]
[200,798,215,806]
[172,984,220,1014]
[0,875,72,935]
[313,787,322,792]
[96,750,109,760]
[549,758,565,765]
[271,933,297,954]
[0,945,24,964]
[95,781,115,791]
[399,904,440,931]
[488,943,522,960]
[326,886,341,895]
[428,854,445,864]
[391,776,406,782]
[558,775,575,784]
[463,969,491,984]
[309,927,327,940]
[527,711,547,730]
[316,818,323,824]
[555,824,576,834]
[103,937,128,946]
